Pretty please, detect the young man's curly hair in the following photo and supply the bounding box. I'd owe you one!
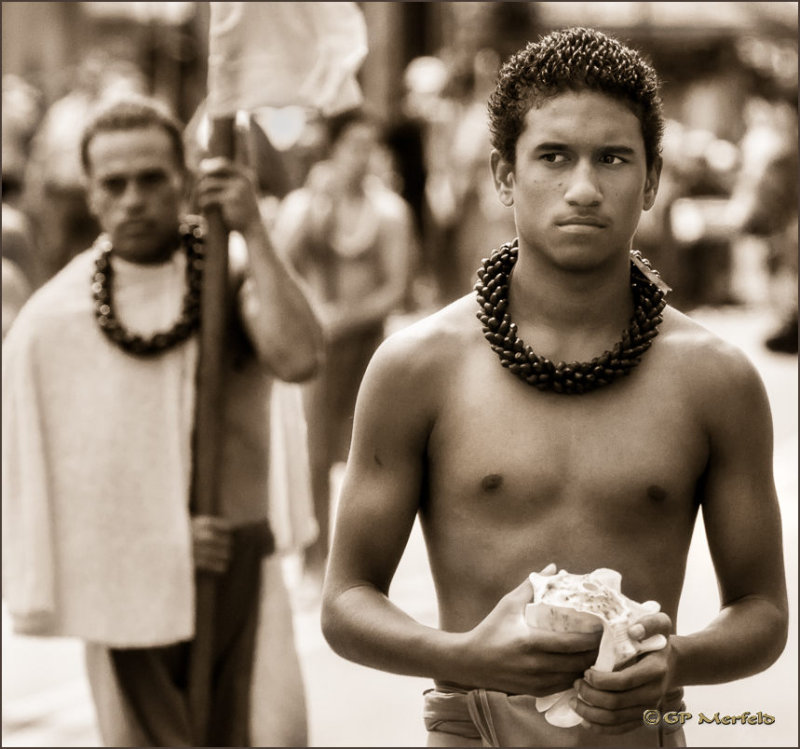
[488,27,664,169]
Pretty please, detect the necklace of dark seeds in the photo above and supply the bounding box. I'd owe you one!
[92,219,204,357]
[474,239,666,394]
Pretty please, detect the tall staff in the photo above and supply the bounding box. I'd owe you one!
[187,2,368,742]
[187,113,234,746]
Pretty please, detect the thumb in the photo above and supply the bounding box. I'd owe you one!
[629,611,672,641]
[500,577,534,610]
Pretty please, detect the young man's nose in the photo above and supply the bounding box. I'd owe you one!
[564,162,602,206]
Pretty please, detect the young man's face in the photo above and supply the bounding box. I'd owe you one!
[493,90,660,271]
[85,126,186,264]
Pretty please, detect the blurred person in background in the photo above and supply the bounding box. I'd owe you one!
[447,47,517,301]
[2,73,44,211]
[321,27,787,747]
[1,213,38,341]
[273,108,415,592]
[385,55,458,309]
[397,55,464,307]
[2,74,46,292]
[726,97,798,353]
[2,95,323,746]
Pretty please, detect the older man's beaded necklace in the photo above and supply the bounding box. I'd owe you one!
[474,240,667,394]
[92,219,204,356]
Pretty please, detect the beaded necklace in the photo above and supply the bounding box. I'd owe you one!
[92,218,204,356]
[474,240,667,394]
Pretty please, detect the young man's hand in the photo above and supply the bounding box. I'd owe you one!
[194,157,262,235]
[191,515,233,575]
[571,612,682,734]
[454,577,601,697]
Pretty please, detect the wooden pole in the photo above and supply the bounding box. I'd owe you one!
[187,114,235,746]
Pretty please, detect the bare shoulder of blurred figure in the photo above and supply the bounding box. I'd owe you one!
[273,107,415,591]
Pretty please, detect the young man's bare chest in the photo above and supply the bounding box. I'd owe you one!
[421,329,707,626]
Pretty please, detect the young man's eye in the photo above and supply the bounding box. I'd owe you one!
[599,154,626,165]
[541,153,568,164]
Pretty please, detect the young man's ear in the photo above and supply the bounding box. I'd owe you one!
[643,155,662,211]
[490,149,515,207]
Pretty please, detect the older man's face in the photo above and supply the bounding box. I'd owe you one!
[86,126,186,264]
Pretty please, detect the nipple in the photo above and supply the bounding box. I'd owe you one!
[646,485,667,503]
[481,474,504,492]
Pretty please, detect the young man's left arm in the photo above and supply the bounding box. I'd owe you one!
[195,158,324,382]
[573,343,788,734]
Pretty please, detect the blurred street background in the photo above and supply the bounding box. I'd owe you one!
[3,2,797,747]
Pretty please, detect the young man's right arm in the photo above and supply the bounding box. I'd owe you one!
[321,325,600,696]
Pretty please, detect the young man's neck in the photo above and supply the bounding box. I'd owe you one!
[508,245,635,361]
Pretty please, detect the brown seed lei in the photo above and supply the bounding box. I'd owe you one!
[475,240,666,394]
[92,219,204,356]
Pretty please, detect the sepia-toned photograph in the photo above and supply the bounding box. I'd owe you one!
[2,2,797,747]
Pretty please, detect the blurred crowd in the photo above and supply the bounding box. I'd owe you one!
[4,30,798,347]
[2,26,797,586]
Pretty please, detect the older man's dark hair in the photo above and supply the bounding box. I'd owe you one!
[80,96,186,174]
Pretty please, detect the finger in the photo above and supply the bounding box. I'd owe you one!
[529,628,602,654]
[194,556,228,574]
[194,184,235,206]
[193,524,231,544]
[192,525,215,542]
[661,687,685,710]
[197,559,227,575]
[575,677,662,711]
[196,548,230,570]
[538,562,557,575]
[501,577,534,608]
[531,673,592,696]
[207,522,233,541]
[199,156,235,175]
[573,697,648,728]
[534,650,599,673]
[194,549,230,571]
[629,612,671,641]
[200,542,231,560]
[584,658,666,692]
[194,529,231,549]
[193,514,231,529]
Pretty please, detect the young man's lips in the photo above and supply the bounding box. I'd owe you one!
[557,216,607,228]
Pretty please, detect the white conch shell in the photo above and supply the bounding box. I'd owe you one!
[525,566,667,728]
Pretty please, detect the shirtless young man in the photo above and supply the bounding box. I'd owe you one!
[321,28,788,747]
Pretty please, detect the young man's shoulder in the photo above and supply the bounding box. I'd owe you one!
[366,295,479,385]
[658,304,767,399]
[384,294,478,349]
